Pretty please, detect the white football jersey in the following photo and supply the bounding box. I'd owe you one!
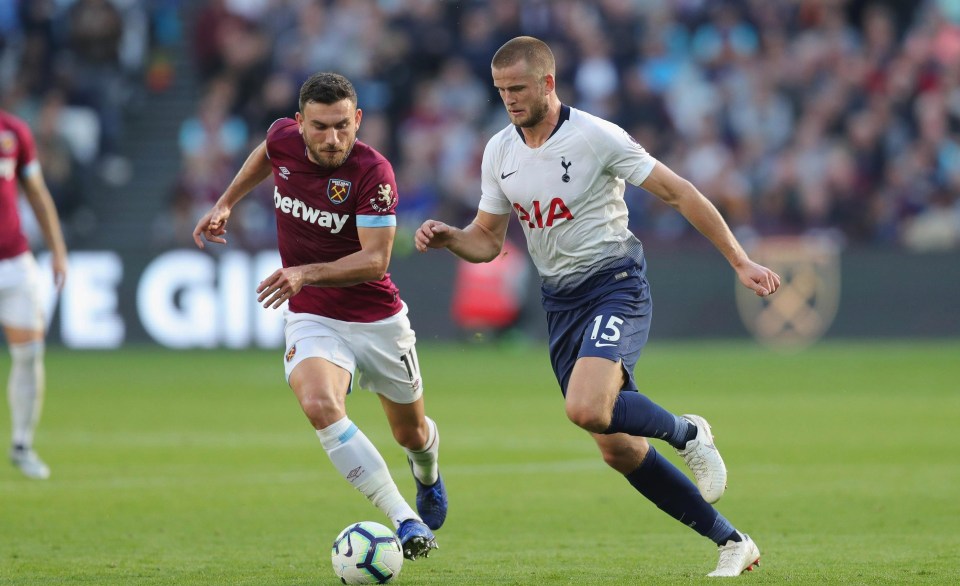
[479,106,657,291]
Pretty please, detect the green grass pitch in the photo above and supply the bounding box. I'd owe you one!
[1,340,958,585]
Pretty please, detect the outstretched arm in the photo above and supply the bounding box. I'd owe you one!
[193,140,273,248]
[20,166,68,290]
[414,210,511,263]
[641,161,781,297]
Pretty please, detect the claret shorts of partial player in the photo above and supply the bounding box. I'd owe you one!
[282,302,424,404]
[0,251,44,331]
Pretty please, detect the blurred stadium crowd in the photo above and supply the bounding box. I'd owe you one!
[2,0,960,252]
[0,0,181,237]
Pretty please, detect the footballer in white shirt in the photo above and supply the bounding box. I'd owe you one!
[479,102,655,292]
[416,36,780,577]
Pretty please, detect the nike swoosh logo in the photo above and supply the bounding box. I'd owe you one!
[500,170,518,179]
[595,342,616,347]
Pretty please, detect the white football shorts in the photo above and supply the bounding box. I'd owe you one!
[0,252,44,331]
[282,302,424,404]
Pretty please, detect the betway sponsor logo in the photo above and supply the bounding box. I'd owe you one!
[274,186,348,234]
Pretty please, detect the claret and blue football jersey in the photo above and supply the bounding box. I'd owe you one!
[266,118,402,322]
[0,111,38,260]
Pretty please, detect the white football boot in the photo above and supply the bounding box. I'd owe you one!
[10,446,51,480]
[708,533,760,577]
[675,414,727,503]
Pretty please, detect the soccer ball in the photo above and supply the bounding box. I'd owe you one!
[331,521,404,585]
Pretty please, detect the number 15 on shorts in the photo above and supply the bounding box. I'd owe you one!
[590,314,623,348]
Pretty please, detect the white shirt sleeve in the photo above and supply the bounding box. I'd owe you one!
[592,118,657,186]
[478,136,513,215]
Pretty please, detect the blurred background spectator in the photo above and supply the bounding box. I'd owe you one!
[2,0,959,254]
[1,0,156,242]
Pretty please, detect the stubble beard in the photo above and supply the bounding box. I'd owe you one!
[306,140,352,171]
[512,96,549,128]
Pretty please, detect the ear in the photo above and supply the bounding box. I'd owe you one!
[355,107,363,130]
[295,111,304,134]
[543,73,556,96]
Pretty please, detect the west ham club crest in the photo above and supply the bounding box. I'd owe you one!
[0,131,16,155]
[327,178,352,204]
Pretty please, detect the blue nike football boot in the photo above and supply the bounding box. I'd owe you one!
[396,518,437,560]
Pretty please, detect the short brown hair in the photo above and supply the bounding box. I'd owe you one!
[299,72,358,112]
[491,36,556,79]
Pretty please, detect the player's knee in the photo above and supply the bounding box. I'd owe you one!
[297,393,343,429]
[565,401,609,433]
[10,340,44,369]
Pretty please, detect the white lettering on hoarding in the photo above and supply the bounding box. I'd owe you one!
[137,250,218,348]
[39,251,125,348]
[136,250,285,348]
[36,250,285,349]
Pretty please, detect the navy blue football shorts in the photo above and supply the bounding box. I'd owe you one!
[544,263,652,396]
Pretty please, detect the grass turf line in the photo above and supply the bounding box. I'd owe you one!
[1,340,957,585]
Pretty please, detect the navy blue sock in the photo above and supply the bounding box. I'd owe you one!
[625,447,737,545]
[604,391,688,448]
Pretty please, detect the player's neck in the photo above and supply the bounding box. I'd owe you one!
[520,100,562,149]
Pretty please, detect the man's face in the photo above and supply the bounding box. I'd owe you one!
[492,61,549,128]
[296,99,361,170]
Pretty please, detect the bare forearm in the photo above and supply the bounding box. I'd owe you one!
[218,142,272,209]
[643,162,780,296]
[415,211,508,261]
[674,189,748,268]
[643,162,748,268]
[446,221,504,263]
[257,224,396,308]
[23,178,67,257]
[31,201,67,256]
[299,250,390,287]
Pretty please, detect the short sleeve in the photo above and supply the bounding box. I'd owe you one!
[478,139,513,215]
[265,118,296,159]
[593,120,657,187]
[356,161,398,228]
